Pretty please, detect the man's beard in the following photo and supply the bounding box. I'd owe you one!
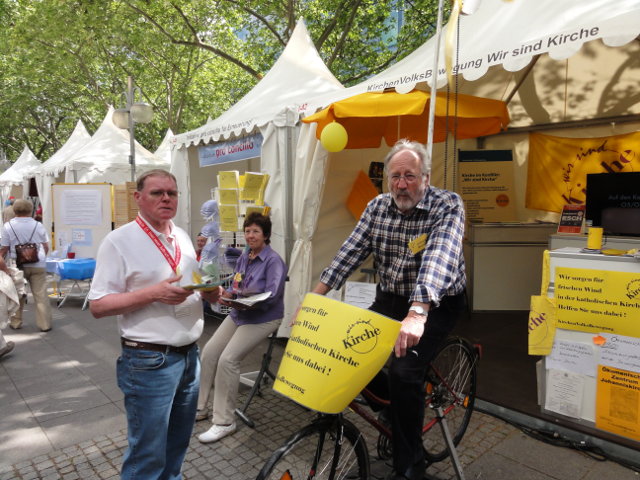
[392,186,425,213]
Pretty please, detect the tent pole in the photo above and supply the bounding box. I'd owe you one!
[284,126,295,265]
[425,0,446,181]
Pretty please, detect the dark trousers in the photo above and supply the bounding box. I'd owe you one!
[367,286,466,479]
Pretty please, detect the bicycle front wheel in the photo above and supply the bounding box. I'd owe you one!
[422,337,478,464]
[256,416,370,480]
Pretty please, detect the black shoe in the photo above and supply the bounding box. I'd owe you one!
[40,328,52,333]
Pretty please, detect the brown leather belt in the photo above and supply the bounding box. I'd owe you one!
[121,337,196,354]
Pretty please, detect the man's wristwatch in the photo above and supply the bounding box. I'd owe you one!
[408,305,428,322]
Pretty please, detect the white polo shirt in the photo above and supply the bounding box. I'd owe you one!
[88,216,203,346]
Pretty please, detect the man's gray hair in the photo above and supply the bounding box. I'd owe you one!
[383,140,431,175]
[136,169,177,191]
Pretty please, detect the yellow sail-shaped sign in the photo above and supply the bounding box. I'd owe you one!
[274,293,401,414]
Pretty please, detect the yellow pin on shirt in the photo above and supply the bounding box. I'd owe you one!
[408,233,427,255]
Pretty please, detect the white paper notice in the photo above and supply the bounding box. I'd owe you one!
[546,340,597,377]
[344,282,376,310]
[599,333,640,374]
[544,368,584,418]
[61,190,102,225]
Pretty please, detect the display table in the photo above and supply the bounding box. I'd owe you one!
[46,258,96,310]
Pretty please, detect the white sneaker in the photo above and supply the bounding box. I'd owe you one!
[198,422,236,443]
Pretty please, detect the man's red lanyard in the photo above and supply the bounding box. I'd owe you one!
[136,216,181,273]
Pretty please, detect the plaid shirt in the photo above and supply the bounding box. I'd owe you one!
[320,186,466,306]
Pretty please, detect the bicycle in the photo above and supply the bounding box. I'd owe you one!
[255,336,480,480]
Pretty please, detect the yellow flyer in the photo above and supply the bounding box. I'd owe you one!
[554,268,640,337]
[218,171,239,189]
[596,365,640,442]
[273,293,401,414]
[528,295,556,355]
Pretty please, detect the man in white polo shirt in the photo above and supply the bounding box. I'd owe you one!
[89,169,221,480]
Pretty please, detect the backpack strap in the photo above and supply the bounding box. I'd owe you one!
[8,220,25,244]
[7,220,38,244]
[27,222,38,242]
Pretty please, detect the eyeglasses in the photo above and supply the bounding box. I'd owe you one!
[148,189,179,199]
[389,174,423,184]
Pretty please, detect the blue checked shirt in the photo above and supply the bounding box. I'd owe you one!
[320,187,466,307]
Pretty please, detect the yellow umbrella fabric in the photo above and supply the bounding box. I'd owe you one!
[302,90,510,149]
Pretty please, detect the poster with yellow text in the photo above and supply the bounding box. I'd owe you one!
[273,294,401,414]
[596,365,640,442]
[554,268,640,337]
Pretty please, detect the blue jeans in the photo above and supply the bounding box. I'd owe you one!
[117,345,200,480]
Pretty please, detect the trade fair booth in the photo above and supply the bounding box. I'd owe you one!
[279,0,640,455]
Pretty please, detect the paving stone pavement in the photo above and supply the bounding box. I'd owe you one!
[1,291,639,479]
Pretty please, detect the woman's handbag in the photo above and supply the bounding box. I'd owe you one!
[9,222,39,269]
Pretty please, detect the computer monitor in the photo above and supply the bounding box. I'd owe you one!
[585,172,640,236]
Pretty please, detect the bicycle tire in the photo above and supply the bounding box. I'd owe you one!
[422,337,478,464]
[256,415,370,480]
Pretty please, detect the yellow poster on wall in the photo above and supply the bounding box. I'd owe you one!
[596,365,640,442]
[526,131,640,213]
[273,293,401,414]
[554,268,640,337]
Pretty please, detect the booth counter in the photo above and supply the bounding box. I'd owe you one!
[464,222,558,311]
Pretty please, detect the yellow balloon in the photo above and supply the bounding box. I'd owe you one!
[320,122,348,152]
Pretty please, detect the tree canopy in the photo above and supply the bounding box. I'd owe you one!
[0,0,444,162]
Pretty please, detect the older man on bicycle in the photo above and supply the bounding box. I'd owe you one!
[311,139,467,480]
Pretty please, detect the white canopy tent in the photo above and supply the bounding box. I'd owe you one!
[154,128,174,165]
[36,120,92,236]
[170,19,344,257]
[0,146,41,206]
[284,0,640,324]
[65,106,168,184]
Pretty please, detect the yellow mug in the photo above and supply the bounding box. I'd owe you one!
[587,227,603,250]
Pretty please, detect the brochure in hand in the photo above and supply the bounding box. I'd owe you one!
[182,273,233,292]
[226,291,271,307]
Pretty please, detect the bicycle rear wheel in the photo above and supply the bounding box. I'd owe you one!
[256,415,370,480]
[422,337,478,464]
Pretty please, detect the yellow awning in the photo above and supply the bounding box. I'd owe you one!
[302,90,510,149]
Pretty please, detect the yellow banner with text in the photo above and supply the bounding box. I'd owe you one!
[273,294,401,414]
[554,267,640,337]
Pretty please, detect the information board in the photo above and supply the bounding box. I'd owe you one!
[51,183,113,259]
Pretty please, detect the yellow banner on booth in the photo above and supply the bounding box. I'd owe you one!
[273,293,401,414]
[554,268,640,337]
[526,131,640,213]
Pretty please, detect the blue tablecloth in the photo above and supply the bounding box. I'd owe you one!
[46,258,96,280]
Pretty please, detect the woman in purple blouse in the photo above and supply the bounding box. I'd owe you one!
[197,213,286,443]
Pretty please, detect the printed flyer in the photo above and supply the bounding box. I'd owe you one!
[273,293,401,414]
